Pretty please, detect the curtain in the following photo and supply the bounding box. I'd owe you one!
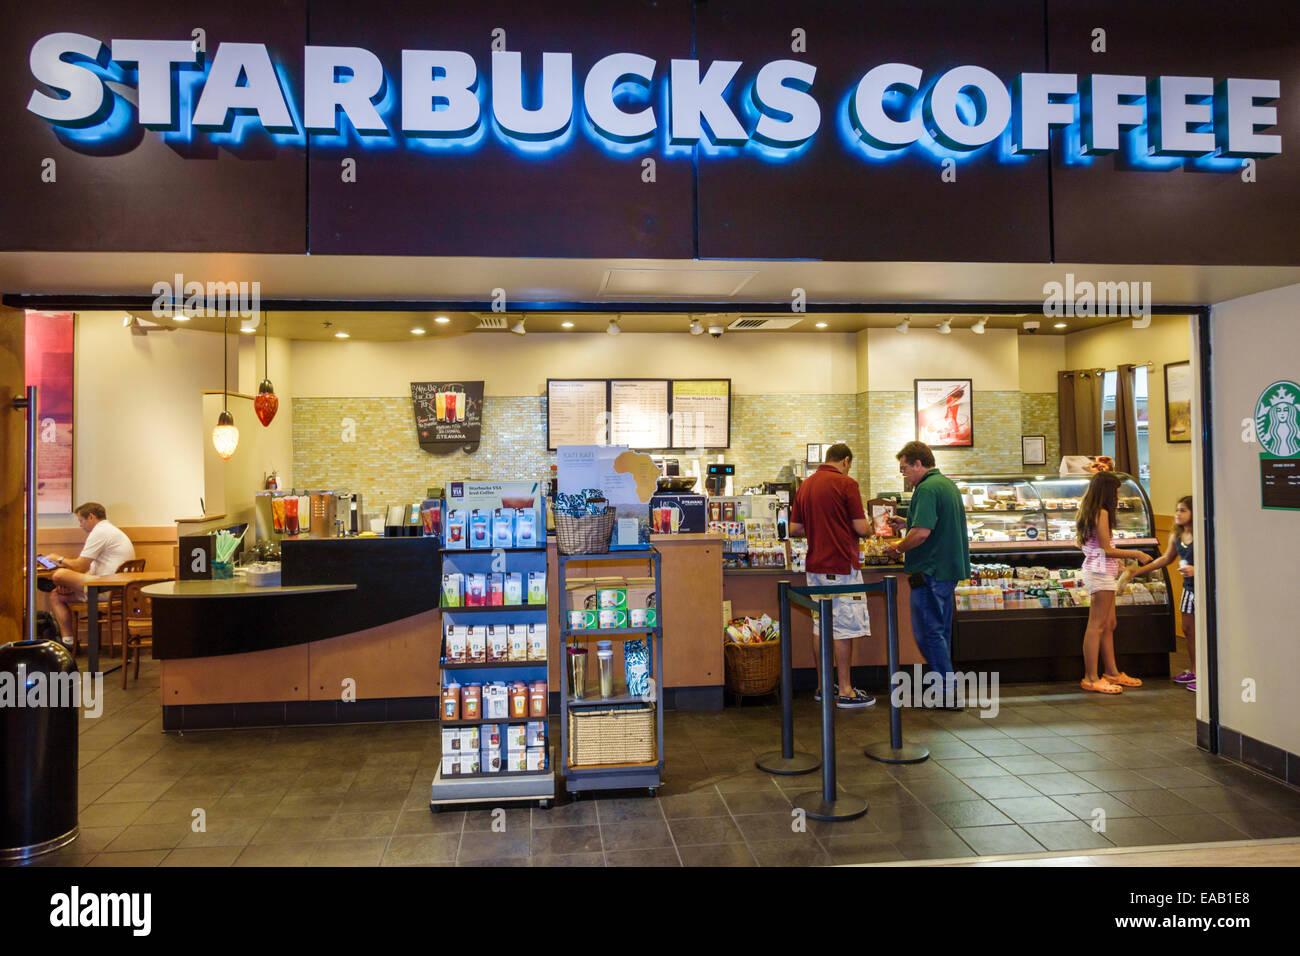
[1114,363,1140,477]
[1058,370,1103,457]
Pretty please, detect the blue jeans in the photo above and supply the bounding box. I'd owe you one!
[910,574,956,689]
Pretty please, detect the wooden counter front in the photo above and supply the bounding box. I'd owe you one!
[723,568,924,669]
[547,535,724,708]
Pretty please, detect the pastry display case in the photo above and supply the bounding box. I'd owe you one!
[947,474,1173,681]
[954,473,1157,548]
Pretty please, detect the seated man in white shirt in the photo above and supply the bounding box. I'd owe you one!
[44,502,136,648]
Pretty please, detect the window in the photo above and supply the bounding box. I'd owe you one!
[1101,367,1150,489]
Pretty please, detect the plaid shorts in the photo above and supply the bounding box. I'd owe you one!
[807,570,872,639]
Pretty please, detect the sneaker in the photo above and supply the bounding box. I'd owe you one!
[1186,681,1197,692]
[1172,670,1195,684]
[837,688,876,709]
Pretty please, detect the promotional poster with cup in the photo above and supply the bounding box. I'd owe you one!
[649,493,706,533]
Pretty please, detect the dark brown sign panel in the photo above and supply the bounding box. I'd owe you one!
[412,381,485,451]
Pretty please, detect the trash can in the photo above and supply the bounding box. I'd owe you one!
[0,638,80,860]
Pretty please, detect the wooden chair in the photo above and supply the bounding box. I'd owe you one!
[69,558,145,657]
[121,580,153,687]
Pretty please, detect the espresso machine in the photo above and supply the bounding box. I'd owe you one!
[337,491,364,535]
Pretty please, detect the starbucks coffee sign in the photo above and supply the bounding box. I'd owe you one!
[1257,380,1300,511]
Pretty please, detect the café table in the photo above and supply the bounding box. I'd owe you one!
[83,572,174,674]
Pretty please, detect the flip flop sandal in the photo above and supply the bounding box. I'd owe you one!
[1104,672,1143,687]
[1081,677,1123,694]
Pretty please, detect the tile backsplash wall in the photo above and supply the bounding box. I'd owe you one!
[293,391,1057,516]
[866,391,1054,495]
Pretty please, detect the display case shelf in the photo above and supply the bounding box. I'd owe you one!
[441,604,547,613]
[440,715,547,727]
[557,548,664,796]
[441,660,547,670]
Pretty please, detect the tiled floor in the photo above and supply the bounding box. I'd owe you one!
[11,656,1300,867]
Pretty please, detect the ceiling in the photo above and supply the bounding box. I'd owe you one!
[115,308,1138,340]
[4,251,1297,327]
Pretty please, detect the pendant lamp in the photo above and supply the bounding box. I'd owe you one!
[255,313,279,426]
[212,316,239,460]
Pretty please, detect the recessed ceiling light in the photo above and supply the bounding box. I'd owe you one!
[1054,322,1068,329]
[334,331,350,339]
[172,313,190,322]
[239,326,255,334]
[815,322,828,329]
[434,316,451,324]
[411,328,426,335]
[561,321,574,329]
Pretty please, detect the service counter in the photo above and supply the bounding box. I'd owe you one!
[150,533,731,729]
[723,566,924,677]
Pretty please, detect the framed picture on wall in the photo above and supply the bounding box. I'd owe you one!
[1022,435,1047,467]
[1164,361,1192,443]
[807,443,823,463]
[915,379,973,448]
[24,311,75,513]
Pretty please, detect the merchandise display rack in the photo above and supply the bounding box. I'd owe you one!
[431,545,555,811]
[558,548,664,797]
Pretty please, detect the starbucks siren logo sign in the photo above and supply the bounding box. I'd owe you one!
[1256,381,1300,458]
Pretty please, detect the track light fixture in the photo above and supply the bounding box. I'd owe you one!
[895,317,910,334]
[971,316,988,334]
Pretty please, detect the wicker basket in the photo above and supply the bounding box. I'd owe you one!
[568,703,656,766]
[724,640,782,697]
[555,508,616,555]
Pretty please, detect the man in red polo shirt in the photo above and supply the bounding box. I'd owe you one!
[790,443,875,709]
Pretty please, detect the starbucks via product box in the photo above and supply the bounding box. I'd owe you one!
[492,508,515,548]
[507,624,528,662]
[467,626,487,663]
[444,509,467,550]
[527,571,546,605]
[487,625,508,663]
[504,572,523,606]
[441,573,463,607]
[444,624,468,664]
[527,622,548,661]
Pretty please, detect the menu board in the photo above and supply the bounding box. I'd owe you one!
[548,379,608,449]
[411,381,484,451]
[610,380,669,448]
[670,380,731,448]
[548,378,731,450]
[1261,459,1300,510]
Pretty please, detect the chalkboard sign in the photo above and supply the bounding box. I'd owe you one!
[411,381,484,452]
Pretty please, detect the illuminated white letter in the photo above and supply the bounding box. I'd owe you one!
[1082,74,1145,153]
[110,39,199,129]
[401,51,480,136]
[492,51,573,140]
[752,59,819,147]
[1151,76,1215,154]
[193,43,296,133]
[1014,72,1077,151]
[27,33,109,126]
[583,52,656,141]
[304,46,388,134]
[669,59,746,145]
[1220,78,1280,157]
[926,65,1011,150]
[851,63,923,148]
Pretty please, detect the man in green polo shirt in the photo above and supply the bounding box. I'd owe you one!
[886,441,970,707]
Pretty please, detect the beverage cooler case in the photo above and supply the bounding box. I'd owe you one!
[947,474,1176,682]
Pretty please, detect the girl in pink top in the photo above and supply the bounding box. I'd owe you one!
[1075,472,1150,695]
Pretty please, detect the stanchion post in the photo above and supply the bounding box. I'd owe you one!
[793,593,867,821]
[756,580,819,775]
[864,574,930,765]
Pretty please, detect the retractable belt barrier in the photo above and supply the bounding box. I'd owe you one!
[758,576,928,823]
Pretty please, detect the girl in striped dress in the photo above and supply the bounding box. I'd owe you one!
[1134,496,1197,691]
